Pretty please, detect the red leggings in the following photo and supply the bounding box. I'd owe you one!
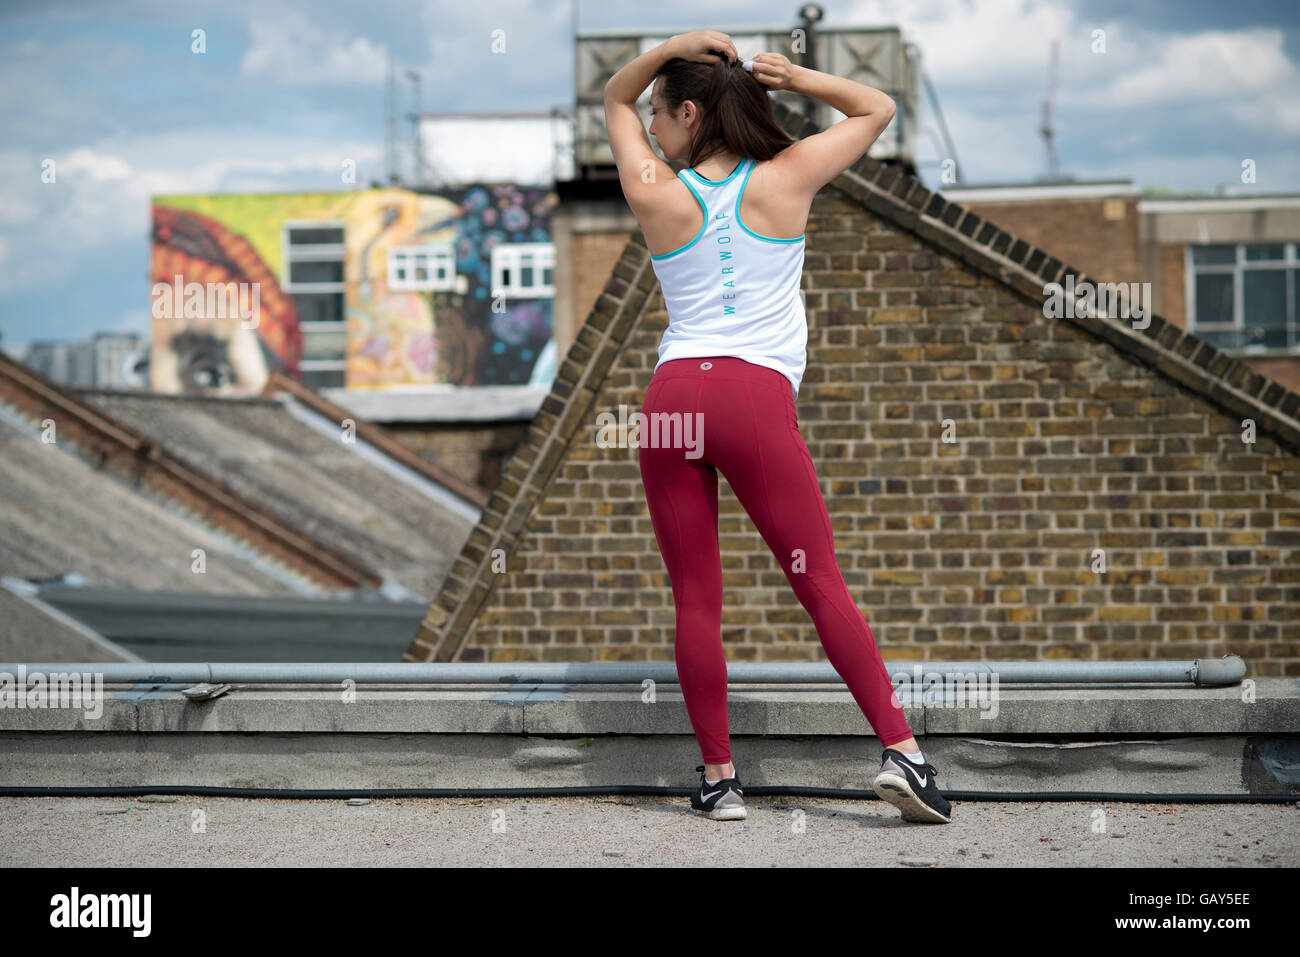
[638,357,913,765]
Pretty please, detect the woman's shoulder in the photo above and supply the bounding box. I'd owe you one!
[745,152,800,185]
[735,154,812,239]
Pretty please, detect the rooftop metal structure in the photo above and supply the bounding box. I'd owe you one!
[573,24,919,171]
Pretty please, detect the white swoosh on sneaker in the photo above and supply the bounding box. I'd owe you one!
[902,763,928,788]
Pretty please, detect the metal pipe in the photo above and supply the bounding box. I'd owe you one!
[0,657,1246,687]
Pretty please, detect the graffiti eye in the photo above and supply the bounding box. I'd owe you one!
[172,333,239,392]
[190,362,235,390]
[181,353,235,390]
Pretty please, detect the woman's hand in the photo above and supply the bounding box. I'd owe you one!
[668,30,738,65]
[749,52,797,91]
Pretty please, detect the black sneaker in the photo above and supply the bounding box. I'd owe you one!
[872,749,952,823]
[690,765,747,821]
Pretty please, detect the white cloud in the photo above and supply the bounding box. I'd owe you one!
[1095,28,1300,134]
[1100,29,1294,106]
[241,11,389,85]
[60,148,133,182]
[1233,94,1300,138]
[0,194,38,227]
[0,134,382,295]
[846,0,1300,178]
[847,0,1077,85]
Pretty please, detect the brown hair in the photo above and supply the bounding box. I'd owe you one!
[654,56,796,169]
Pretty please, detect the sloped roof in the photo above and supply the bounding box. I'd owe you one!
[75,388,479,600]
[262,371,491,505]
[0,411,313,595]
[0,351,481,602]
[405,100,1300,663]
[0,581,139,663]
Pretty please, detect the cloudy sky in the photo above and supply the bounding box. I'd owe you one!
[2,0,1297,350]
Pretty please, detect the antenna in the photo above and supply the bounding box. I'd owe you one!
[385,52,398,185]
[406,69,423,185]
[799,4,824,128]
[917,51,962,185]
[1040,38,1059,180]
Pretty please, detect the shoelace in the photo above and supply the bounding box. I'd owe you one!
[886,753,936,779]
[695,765,741,789]
[902,759,936,782]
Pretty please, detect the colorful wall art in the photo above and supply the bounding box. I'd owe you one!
[150,184,557,395]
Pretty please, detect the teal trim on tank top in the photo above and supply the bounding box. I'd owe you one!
[736,158,805,244]
[682,157,746,186]
[649,173,709,261]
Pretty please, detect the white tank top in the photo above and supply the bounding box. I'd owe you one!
[649,157,808,399]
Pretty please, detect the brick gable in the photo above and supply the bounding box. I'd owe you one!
[405,104,1300,675]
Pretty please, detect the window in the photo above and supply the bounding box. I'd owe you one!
[283,222,347,386]
[301,327,347,362]
[388,243,456,291]
[286,226,345,246]
[1187,242,1298,352]
[298,366,346,389]
[283,222,346,296]
[288,260,344,284]
[293,292,344,325]
[491,243,555,298]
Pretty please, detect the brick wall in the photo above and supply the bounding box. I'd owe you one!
[572,232,633,339]
[408,110,1300,676]
[1155,243,1186,326]
[386,422,530,492]
[957,196,1140,288]
[1238,357,1300,396]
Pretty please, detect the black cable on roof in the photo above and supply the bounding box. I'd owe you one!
[1,785,1295,803]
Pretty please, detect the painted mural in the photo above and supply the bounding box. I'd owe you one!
[150,184,557,395]
[150,203,299,394]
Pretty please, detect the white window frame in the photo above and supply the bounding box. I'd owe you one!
[282,220,347,371]
[491,242,555,299]
[1185,242,1297,353]
[388,242,456,292]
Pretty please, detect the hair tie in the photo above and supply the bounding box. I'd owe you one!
[741,58,755,72]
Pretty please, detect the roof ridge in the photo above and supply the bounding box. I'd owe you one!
[0,351,382,590]
[73,386,284,407]
[259,371,489,510]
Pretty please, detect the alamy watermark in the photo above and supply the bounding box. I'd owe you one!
[1043,274,1152,330]
[50,886,150,936]
[151,274,261,329]
[892,665,999,719]
[0,666,104,719]
[596,404,704,459]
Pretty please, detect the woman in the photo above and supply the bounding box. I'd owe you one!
[604,29,952,825]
